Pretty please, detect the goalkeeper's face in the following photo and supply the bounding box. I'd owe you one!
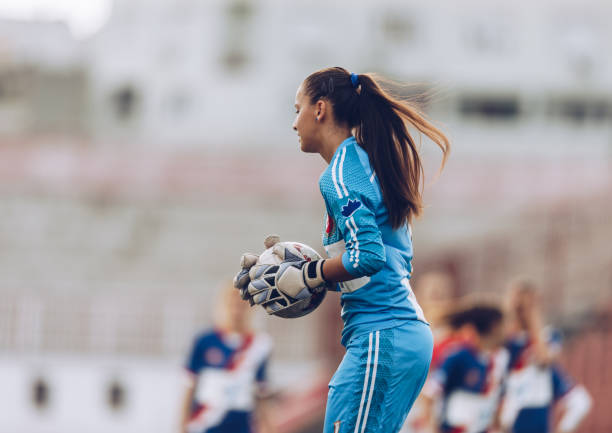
[293,84,321,153]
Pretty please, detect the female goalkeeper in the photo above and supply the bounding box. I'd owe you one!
[237,67,450,433]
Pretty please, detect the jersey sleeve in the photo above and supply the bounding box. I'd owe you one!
[253,356,271,398]
[185,335,204,375]
[505,339,525,370]
[255,357,268,383]
[254,336,273,398]
[545,327,564,357]
[327,182,385,279]
[425,350,463,397]
[551,364,574,401]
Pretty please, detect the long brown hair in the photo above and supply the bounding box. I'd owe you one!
[303,67,450,228]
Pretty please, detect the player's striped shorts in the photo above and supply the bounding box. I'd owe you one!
[323,320,432,433]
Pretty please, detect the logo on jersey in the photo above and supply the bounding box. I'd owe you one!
[204,348,224,366]
[325,213,335,236]
[465,368,481,387]
[341,199,361,217]
[333,420,341,433]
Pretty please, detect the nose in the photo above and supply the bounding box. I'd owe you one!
[292,120,297,131]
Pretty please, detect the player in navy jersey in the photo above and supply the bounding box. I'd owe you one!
[235,67,450,432]
[180,283,275,433]
[500,280,591,433]
[421,304,508,433]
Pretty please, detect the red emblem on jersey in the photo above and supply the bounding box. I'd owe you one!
[325,214,335,236]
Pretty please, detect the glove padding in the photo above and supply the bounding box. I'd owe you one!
[247,247,327,306]
[272,242,327,295]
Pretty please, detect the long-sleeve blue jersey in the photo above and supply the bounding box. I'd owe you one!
[319,136,427,346]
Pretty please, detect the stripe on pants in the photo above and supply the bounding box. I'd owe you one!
[353,332,373,433]
[360,330,380,433]
[354,331,380,433]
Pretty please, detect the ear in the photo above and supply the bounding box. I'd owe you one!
[315,100,327,122]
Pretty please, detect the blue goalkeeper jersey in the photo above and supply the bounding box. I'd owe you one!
[319,135,427,347]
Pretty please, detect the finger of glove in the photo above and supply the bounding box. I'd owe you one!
[247,278,272,297]
[240,253,259,269]
[249,264,279,281]
[272,243,304,262]
[241,289,256,306]
[263,235,281,249]
[239,287,251,301]
[252,289,270,305]
[233,268,251,289]
[263,301,282,315]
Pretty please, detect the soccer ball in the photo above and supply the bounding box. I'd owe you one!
[255,241,327,319]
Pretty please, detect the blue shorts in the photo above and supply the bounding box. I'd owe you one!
[324,320,433,433]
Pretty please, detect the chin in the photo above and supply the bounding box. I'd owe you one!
[299,140,317,154]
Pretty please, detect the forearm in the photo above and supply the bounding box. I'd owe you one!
[180,385,195,433]
[420,394,439,433]
[256,399,277,433]
[526,313,554,364]
[322,255,355,283]
[557,386,592,433]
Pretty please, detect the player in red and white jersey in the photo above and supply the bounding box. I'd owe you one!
[500,280,591,433]
[421,304,508,433]
[180,283,275,433]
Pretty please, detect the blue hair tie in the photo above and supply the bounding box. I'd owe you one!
[350,72,360,89]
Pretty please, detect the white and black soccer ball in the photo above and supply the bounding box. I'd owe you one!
[255,241,327,319]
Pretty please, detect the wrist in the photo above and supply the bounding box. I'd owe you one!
[303,259,326,290]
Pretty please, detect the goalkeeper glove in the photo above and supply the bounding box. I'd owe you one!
[248,242,327,305]
[233,235,281,303]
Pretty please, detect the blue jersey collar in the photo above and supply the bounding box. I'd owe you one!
[330,136,357,163]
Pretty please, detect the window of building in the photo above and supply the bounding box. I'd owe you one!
[0,69,28,102]
[107,380,127,411]
[31,377,50,410]
[381,11,416,44]
[221,0,255,74]
[227,0,253,20]
[458,95,520,120]
[111,86,139,121]
[548,98,612,124]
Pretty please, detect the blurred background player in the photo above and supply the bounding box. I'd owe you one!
[500,279,591,433]
[180,283,275,433]
[401,271,457,433]
[421,303,508,433]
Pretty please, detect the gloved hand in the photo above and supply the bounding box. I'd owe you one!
[272,242,327,295]
[233,235,281,304]
[247,242,327,305]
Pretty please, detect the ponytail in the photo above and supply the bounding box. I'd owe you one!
[304,67,450,228]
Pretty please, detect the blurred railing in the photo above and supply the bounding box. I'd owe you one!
[0,292,340,366]
[0,294,204,356]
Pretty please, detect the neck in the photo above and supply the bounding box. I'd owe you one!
[220,321,249,335]
[459,329,482,350]
[319,127,352,164]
